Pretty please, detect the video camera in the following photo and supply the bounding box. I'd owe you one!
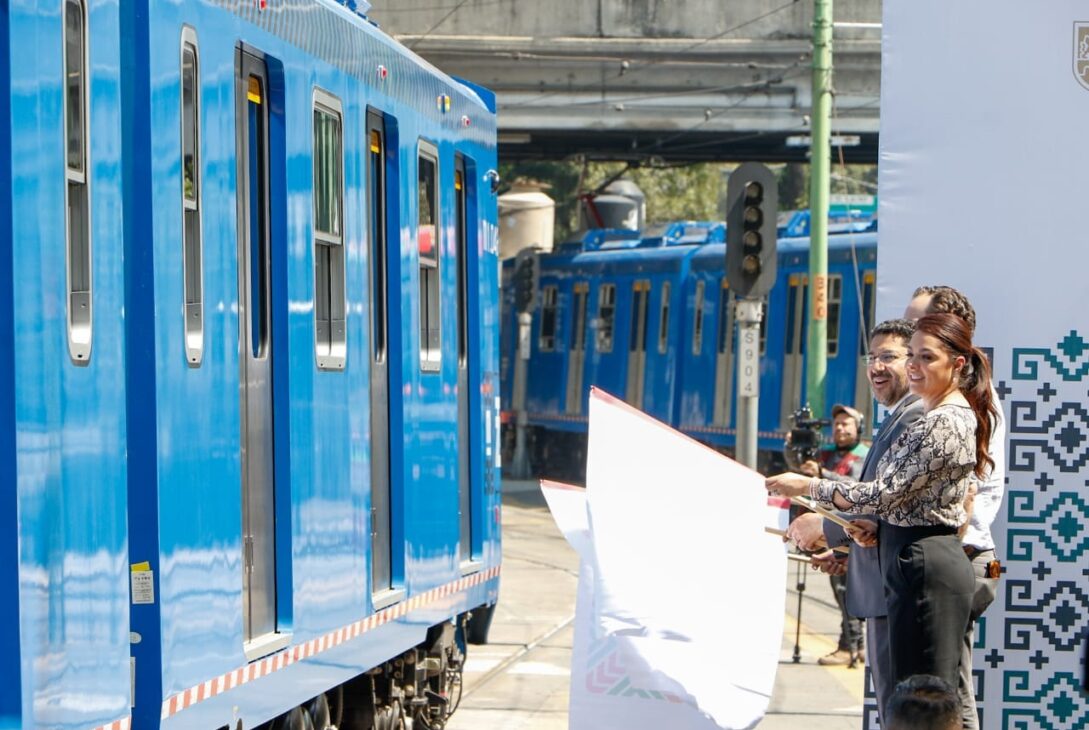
[785,406,831,465]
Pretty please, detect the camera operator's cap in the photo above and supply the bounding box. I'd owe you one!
[831,404,865,426]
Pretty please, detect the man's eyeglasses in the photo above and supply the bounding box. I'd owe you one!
[864,352,907,366]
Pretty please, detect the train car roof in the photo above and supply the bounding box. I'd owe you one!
[775,231,879,254]
[540,244,700,276]
[535,226,878,276]
[299,0,496,121]
[687,231,878,271]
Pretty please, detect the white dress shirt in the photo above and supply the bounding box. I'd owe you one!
[962,385,1005,551]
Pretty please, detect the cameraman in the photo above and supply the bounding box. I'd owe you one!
[787,405,869,482]
[787,405,870,667]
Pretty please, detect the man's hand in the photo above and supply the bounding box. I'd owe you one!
[799,460,821,477]
[845,519,878,548]
[766,472,811,498]
[810,549,848,576]
[787,512,827,551]
[959,480,979,538]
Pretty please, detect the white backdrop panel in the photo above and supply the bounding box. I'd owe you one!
[878,2,1089,728]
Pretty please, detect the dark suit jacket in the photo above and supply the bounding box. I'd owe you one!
[823,395,924,618]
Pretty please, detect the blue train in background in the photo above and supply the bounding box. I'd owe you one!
[1,2,500,729]
[500,221,878,478]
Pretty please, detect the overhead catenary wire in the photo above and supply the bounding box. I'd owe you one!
[506,0,803,110]
[601,95,874,158]
[503,64,809,111]
[380,0,509,12]
[405,0,474,50]
[630,59,810,156]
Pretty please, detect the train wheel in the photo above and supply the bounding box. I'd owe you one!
[305,694,332,730]
[270,707,314,730]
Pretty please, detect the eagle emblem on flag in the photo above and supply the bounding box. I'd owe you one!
[1075,23,1089,90]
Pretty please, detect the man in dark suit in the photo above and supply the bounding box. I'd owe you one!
[787,318,924,723]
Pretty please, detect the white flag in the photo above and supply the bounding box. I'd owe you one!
[543,388,789,729]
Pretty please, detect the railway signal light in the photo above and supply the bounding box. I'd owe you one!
[513,248,539,313]
[726,163,778,298]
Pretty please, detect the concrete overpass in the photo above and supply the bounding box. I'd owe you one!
[368,0,882,162]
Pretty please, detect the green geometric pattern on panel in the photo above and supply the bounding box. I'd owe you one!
[864,331,1089,730]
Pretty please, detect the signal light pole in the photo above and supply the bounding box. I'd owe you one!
[725,163,777,469]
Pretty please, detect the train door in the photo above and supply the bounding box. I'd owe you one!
[780,273,808,427]
[625,280,650,408]
[713,278,735,426]
[367,112,393,595]
[827,275,843,361]
[854,271,877,428]
[565,282,589,415]
[691,280,706,358]
[655,281,672,412]
[454,156,474,565]
[236,49,277,644]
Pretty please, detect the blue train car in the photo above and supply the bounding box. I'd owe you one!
[679,233,878,455]
[2,2,501,729]
[502,225,877,476]
[501,223,722,471]
[1,1,131,728]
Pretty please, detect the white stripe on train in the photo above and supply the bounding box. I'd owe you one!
[158,566,501,720]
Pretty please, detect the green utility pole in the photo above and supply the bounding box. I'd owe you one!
[807,0,833,420]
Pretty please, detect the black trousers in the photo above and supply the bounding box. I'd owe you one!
[879,522,975,687]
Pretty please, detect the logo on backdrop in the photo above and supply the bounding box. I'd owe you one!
[1074,23,1089,90]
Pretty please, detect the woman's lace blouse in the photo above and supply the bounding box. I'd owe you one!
[809,404,977,528]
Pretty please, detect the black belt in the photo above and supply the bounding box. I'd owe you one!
[963,545,994,561]
[882,522,958,541]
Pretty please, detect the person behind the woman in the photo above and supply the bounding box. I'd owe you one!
[766,312,999,689]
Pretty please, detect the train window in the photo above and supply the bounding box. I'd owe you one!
[571,283,588,352]
[313,90,346,370]
[64,0,91,364]
[759,294,768,355]
[455,163,469,369]
[860,272,876,355]
[784,282,798,355]
[418,143,441,371]
[716,280,734,356]
[691,280,706,355]
[629,280,649,353]
[538,285,559,352]
[657,281,671,354]
[181,29,204,366]
[368,121,388,364]
[596,283,616,353]
[827,275,842,357]
[784,276,810,355]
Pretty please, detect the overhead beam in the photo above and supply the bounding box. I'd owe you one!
[371,1,882,163]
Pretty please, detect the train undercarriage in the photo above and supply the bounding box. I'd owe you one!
[258,609,494,730]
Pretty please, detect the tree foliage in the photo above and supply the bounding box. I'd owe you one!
[499,159,877,243]
[500,160,727,243]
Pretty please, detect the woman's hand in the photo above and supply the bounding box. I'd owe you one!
[845,520,878,548]
[765,472,812,498]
